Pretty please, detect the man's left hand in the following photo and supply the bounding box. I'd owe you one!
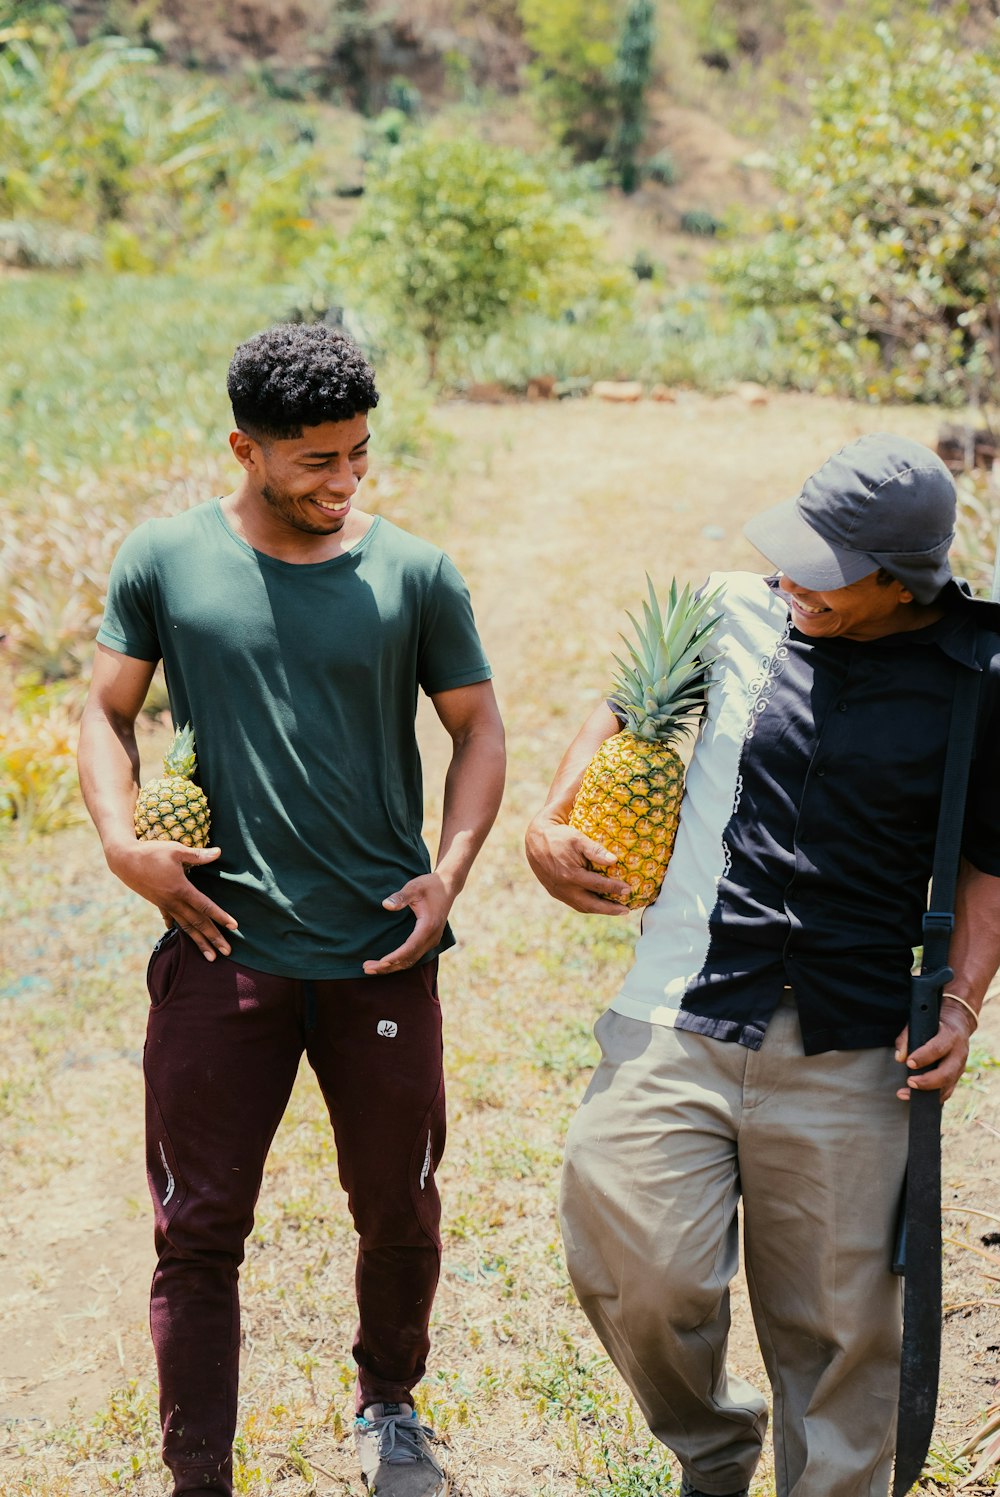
[362,873,452,976]
[894,998,977,1103]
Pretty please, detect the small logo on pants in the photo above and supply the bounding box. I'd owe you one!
[377,1020,398,1038]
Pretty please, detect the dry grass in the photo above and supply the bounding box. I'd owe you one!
[1,393,999,1495]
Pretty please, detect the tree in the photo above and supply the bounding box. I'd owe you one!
[611,0,655,194]
[713,19,1000,409]
[518,0,617,159]
[343,133,627,378]
[0,14,155,227]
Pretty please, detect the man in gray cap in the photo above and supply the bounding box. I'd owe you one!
[525,434,1000,1497]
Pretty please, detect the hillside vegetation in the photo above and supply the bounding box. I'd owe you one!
[2,0,999,817]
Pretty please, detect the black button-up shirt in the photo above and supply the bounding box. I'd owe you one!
[679,579,1000,1052]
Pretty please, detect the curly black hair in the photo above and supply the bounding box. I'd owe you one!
[227,323,379,441]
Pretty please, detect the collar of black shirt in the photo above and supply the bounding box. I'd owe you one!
[763,572,1000,670]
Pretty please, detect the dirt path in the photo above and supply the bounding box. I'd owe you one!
[1,392,998,1492]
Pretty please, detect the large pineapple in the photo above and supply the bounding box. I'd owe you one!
[570,577,721,910]
[134,723,211,849]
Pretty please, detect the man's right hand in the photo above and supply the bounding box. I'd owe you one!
[525,817,631,915]
[106,841,238,960]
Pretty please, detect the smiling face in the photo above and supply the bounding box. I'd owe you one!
[232,413,371,541]
[778,570,930,640]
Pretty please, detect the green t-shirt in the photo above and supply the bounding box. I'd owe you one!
[98,499,492,977]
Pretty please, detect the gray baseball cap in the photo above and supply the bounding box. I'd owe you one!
[743,433,956,604]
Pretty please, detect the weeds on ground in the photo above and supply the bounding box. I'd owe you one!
[522,1339,678,1494]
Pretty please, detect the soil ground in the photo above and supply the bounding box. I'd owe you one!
[1,392,998,1494]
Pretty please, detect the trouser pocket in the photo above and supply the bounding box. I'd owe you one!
[146,926,186,1009]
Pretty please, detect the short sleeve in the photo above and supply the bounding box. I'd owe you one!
[962,655,1000,876]
[96,522,162,662]
[417,553,492,696]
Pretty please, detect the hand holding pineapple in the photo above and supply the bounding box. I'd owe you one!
[134,723,211,847]
[524,703,636,915]
[527,577,720,914]
[100,721,237,961]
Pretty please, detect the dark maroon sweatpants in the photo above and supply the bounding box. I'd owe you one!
[143,929,446,1496]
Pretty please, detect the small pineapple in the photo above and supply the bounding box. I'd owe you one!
[134,723,211,849]
[570,577,721,910]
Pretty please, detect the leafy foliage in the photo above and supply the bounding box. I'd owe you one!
[675,0,810,71]
[714,18,1000,406]
[0,15,156,227]
[0,681,84,837]
[518,0,618,157]
[952,470,1000,600]
[450,287,786,390]
[643,148,677,187]
[0,9,344,273]
[342,132,628,376]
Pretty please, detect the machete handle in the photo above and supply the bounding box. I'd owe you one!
[908,965,953,1057]
[893,965,953,1276]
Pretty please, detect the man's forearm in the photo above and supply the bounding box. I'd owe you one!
[78,707,144,863]
[896,859,1000,1100]
[433,729,506,898]
[946,858,1000,1015]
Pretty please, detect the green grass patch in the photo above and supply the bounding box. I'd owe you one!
[0,273,282,504]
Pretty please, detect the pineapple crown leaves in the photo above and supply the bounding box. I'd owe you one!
[162,722,198,780]
[608,576,724,744]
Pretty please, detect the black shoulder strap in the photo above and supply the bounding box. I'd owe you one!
[920,666,981,974]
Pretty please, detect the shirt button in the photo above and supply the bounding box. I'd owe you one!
[838,701,848,712]
[816,766,826,776]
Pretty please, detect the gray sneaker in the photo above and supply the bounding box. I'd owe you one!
[354,1402,447,1497]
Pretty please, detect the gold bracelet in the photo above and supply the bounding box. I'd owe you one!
[941,992,980,1032]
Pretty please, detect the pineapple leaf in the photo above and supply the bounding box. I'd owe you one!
[163,722,197,779]
[606,579,724,745]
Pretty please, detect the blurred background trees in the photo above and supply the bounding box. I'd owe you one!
[715,19,1000,409]
[4,0,1000,830]
[3,0,999,409]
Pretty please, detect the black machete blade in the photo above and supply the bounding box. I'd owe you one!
[892,1088,942,1497]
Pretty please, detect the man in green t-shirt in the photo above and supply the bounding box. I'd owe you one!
[78,323,506,1497]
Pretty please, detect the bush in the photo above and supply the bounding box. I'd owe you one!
[446,290,786,391]
[644,149,678,187]
[0,219,99,269]
[0,685,84,837]
[518,0,618,157]
[0,21,152,224]
[631,249,657,282]
[342,133,629,377]
[952,470,1000,600]
[714,19,1000,407]
[680,209,721,237]
[384,76,422,117]
[0,12,341,273]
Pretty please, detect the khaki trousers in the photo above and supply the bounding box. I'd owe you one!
[560,994,910,1497]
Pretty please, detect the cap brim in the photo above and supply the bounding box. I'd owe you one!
[743,496,878,590]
